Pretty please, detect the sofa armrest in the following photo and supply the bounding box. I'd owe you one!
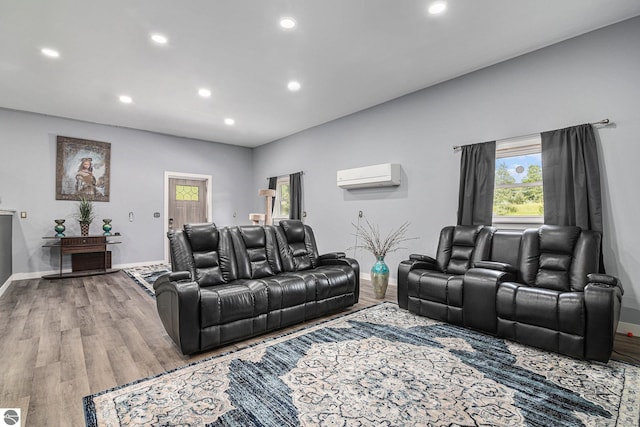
[317,256,360,302]
[153,271,191,290]
[587,273,624,295]
[463,268,516,334]
[318,252,346,260]
[409,253,437,264]
[397,257,439,309]
[153,275,201,355]
[584,278,623,362]
[472,261,517,275]
[317,255,357,269]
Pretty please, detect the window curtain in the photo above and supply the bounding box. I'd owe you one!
[289,172,302,220]
[541,123,604,271]
[457,141,496,226]
[268,176,277,214]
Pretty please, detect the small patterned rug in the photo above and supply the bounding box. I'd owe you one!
[123,263,171,298]
[84,303,640,426]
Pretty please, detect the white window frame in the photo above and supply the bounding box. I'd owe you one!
[492,134,544,229]
[272,175,291,221]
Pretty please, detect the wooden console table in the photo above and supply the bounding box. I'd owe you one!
[42,235,121,279]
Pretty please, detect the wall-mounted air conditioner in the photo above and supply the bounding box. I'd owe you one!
[337,163,401,189]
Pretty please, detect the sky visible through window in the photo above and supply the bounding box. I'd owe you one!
[499,153,542,183]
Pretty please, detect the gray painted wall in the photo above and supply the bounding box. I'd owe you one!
[0,109,254,274]
[253,17,640,324]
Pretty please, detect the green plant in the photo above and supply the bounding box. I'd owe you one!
[76,196,95,224]
[349,216,417,258]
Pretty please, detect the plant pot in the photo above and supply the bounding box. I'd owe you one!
[371,256,390,299]
[80,222,90,236]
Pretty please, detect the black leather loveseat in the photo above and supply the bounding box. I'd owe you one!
[154,220,359,354]
[398,224,623,362]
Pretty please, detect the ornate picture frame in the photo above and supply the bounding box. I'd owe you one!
[56,136,111,201]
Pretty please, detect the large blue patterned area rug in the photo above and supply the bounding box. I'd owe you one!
[84,303,640,426]
[124,263,172,298]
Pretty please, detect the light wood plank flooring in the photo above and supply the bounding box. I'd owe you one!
[0,272,638,426]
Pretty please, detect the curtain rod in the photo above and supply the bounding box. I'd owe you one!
[452,119,611,152]
[265,171,304,179]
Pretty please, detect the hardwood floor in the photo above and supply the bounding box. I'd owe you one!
[0,272,638,426]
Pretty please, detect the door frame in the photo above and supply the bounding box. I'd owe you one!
[164,171,213,263]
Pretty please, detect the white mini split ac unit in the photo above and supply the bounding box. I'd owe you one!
[336,163,401,189]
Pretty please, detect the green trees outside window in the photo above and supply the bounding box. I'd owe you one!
[279,183,290,217]
[493,155,543,217]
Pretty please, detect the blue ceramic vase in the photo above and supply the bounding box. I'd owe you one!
[371,256,390,299]
[102,218,113,236]
[54,219,66,237]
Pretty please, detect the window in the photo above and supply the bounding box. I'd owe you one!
[493,134,543,224]
[273,176,290,219]
[175,185,199,201]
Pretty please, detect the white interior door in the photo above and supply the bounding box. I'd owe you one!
[164,172,212,262]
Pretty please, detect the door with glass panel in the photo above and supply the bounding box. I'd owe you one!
[167,177,209,232]
[165,172,212,262]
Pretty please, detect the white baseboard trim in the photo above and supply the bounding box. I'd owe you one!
[7,260,169,282]
[0,275,14,299]
[12,270,58,280]
[617,321,640,337]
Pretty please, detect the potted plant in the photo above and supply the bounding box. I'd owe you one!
[76,196,95,236]
[350,216,416,299]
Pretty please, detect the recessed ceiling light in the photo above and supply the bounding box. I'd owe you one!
[151,33,168,44]
[287,81,301,92]
[41,48,60,58]
[119,95,133,104]
[224,118,235,126]
[428,1,447,15]
[280,17,296,29]
[198,88,212,98]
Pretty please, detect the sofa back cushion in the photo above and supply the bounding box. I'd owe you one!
[436,225,494,275]
[183,223,237,286]
[231,225,282,279]
[490,230,523,277]
[167,228,195,273]
[520,225,600,291]
[277,220,319,272]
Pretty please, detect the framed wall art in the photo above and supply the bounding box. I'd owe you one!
[56,136,111,201]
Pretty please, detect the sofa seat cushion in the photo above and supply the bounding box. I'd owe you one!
[305,265,356,299]
[200,280,269,328]
[263,274,315,311]
[407,270,463,308]
[496,282,585,336]
[268,265,356,310]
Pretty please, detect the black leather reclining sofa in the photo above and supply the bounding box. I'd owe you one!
[154,220,359,355]
[398,224,623,362]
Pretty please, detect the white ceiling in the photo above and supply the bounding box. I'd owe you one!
[1,1,639,148]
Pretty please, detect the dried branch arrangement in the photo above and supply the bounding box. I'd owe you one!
[349,216,417,258]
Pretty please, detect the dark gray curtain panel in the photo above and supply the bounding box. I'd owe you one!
[541,124,604,272]
[268,176,277,214]
[289,172,302,220]
[541,124,602,232]
[457,141,496,226]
